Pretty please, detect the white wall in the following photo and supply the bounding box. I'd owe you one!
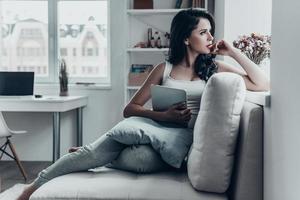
[215,0,300,198]
[265,0,300,199]
[214,0,272,64]
[213,0,225,42]
[1,0,127,161]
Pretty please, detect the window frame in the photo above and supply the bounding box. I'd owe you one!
[2,0,111,85]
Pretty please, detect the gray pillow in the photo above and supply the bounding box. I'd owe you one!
[187,72,246,193]
[107,145,170,173]
[107,116,193,168]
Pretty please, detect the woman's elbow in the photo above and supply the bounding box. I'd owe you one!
[123,106,131,118]
[258,73,271,91]
[258,79,270,91]
[263,81,270,91]
[123,103,144,118]
[123,103,137,118]
[250,81,270,91]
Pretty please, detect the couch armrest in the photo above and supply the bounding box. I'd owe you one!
[228,102,263,200]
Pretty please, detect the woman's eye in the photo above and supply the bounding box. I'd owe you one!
[200,31,206,35]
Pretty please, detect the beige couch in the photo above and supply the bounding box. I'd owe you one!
[31,101,263,200]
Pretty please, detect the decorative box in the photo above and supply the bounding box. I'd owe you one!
[128,65,153,86]
[133,0,153,9]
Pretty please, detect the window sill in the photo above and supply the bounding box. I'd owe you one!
[35,83,112,90]
[246,90,270,107]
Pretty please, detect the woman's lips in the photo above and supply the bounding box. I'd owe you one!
[207,43,217,52]
[207,43,215,48]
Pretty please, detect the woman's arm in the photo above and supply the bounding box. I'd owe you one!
[123,63,191,125]
[213,40,270,91]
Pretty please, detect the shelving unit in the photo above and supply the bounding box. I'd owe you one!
[124,0,210,106]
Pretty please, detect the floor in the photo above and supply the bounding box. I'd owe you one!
[0,161,51,192]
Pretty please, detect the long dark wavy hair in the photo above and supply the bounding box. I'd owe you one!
[167,9,218,81]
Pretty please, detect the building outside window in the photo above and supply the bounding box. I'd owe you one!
[87,48,93,56]
[0,0,110,84]
[60,48,68,56]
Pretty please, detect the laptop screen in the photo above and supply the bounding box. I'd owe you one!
[0,72,34,96]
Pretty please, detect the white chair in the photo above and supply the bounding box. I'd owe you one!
[0,112,28,181]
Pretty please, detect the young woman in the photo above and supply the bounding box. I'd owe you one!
[17,9,269,200]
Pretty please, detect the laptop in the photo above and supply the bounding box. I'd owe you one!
[0,72,34,97]
[151,85,187,111]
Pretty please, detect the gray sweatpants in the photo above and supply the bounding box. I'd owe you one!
[33,133,126,188]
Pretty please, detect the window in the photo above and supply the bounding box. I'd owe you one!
[0,1,48,76]
[0,0,110,84]
[58,1,109,80]
[87,48,93,56]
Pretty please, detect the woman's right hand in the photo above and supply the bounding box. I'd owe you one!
[163,102,191,125]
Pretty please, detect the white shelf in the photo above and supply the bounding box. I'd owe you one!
[127,86,140,90]
[127,48,169,52]
[127,9,183,15]
[127,8,207,15]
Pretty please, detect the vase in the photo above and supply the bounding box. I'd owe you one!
[259,58,270,80]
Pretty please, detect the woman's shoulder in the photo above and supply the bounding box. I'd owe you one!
[152,62,166,74]
[155,62,166,69]
[143,62,166,83]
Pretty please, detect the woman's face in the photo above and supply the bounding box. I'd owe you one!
[185,18,214,54]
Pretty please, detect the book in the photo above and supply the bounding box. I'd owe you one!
[180,0,192,8]
[175,0,182,8]
[131,64,153,73]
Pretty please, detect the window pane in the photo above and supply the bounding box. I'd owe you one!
[0,1,48,77]
[58,1,108,78]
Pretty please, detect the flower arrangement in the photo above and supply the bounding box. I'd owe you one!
[233,33,271,65]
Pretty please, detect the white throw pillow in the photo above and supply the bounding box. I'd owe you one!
[187,72,246,193]
[107,116,193,168]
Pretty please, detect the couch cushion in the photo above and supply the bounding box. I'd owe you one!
[31,167,227,200]
[187,73,246,193]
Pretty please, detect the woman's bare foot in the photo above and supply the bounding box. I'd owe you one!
[68,146,81,153]
[16,183,38,200]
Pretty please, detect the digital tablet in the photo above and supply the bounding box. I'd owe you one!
[151,85,187,111]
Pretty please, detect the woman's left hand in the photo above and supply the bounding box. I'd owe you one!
[210,40,236,57]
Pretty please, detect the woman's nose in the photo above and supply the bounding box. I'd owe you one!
[208,32,214,41]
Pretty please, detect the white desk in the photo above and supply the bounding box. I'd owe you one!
[0,95,88,162]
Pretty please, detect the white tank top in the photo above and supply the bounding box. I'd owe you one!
[162,61,206,128]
